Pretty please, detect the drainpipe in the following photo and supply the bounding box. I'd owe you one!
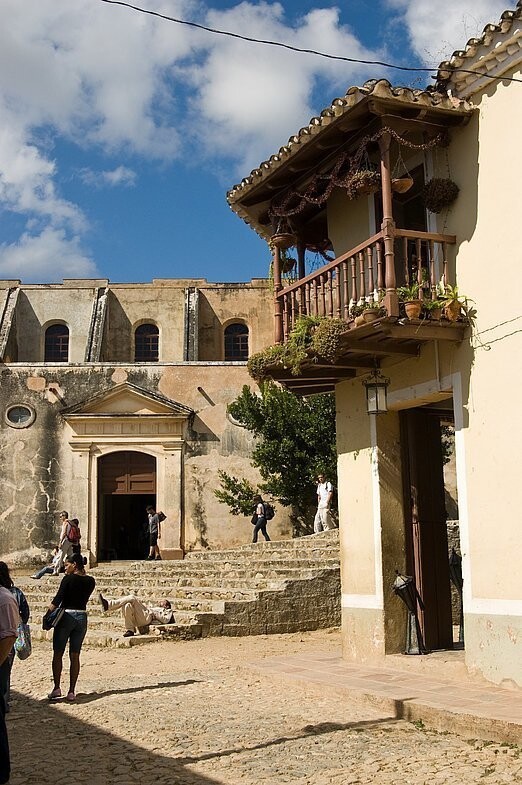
[379,132,399,317]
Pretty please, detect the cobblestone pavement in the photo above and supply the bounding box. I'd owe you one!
[7,630,521,784]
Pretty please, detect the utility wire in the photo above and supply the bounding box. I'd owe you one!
[99,0,522,85]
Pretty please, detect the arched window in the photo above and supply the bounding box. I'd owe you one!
[224,323,249,360]
[44,324,69,362]
[134,323,159,363]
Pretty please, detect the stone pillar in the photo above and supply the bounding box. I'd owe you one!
[158,444,184,560]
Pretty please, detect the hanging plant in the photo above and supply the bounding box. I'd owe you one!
[422,178,459,213]
[346,169,381,199]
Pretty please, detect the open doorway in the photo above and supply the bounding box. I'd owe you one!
[400,403,462,652]
[97,451,156,561]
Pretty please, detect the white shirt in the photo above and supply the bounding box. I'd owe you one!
[317,481,333,509]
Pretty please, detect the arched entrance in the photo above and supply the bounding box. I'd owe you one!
[97,451,156,561]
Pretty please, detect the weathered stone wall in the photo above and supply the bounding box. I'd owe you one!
[0,278,291,566]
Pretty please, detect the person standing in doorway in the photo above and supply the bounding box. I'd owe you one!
[0,580,19,784]
[314,473,334,533]
[251,495,271,543]
[146,505,162,560]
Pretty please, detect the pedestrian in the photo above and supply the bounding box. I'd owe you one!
[0,563,30,713]
[30,546,60,579]
[54,510,72,573]
[145,505,162,560]
[0,577,18,784]
[251,494,271,543]
[98,593,174,637]
[47,553,95,702]
[314,473,334,533]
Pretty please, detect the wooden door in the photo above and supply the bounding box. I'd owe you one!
[99,451,156,495]
[401,410,453,650]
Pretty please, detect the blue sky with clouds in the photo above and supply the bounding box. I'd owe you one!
[0,0,507,283]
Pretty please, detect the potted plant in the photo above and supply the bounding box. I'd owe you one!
[346,169,381,199]
[423,297,444,320]
[270,218,296,250]
[349,304,365,327]
[362,299,385,323]
[398,283,422,320]
[422,178,459,213]
[438,284,471,322]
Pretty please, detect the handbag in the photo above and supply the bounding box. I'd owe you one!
[42,607,65,631]
[14,622,32,660]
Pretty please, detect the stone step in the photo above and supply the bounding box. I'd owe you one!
[22,532,341,647]
[31,620,203,648]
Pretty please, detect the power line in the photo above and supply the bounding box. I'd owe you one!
[99,0,522,85]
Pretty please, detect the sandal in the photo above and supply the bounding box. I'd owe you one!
[66,692,76,702]
[48,687,61,701]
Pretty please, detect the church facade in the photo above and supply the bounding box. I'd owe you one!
[0,277,291,566]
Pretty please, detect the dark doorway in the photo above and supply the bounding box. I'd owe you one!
[400,407,453,651]
[97,451,156,561]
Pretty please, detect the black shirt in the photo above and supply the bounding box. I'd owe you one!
[52,573,96,610]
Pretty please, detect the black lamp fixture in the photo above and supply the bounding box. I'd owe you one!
[363,366,390,415]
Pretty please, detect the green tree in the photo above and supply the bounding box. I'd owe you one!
[214,382,337,523]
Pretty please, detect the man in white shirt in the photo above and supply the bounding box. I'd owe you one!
[314,473,334,533]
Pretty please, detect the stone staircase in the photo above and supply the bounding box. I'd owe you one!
[19,531,341,648]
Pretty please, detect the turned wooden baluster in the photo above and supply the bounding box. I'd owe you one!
[335,267,342,318]
[350,255,358,308]
[416,238,423,295]
[305,281,311,316]
[376,242,384,292]
[282,293,289,342]
[403,237,409,285]
[342,260,350,319]
[429,240,436,299]
[327,270,334,317]
[358,251,366,302]
[312,278,319,316]
[442,243,448,287]
[367,246,374,300]
[320,273,327,316]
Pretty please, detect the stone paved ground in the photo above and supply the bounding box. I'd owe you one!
[7,629,521,784]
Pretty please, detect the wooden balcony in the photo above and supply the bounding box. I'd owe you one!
[270,229,467,395]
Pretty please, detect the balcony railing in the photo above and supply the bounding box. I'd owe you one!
[275,229,456,341]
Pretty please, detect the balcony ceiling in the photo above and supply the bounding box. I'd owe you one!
[266,317,468,396]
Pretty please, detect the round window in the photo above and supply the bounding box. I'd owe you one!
[5,405,36,429]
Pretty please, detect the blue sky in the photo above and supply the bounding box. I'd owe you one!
[0,0,507,283]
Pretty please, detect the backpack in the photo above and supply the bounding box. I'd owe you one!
[66,521,81,543]
[157,511,167,523]
[263,503,275,521]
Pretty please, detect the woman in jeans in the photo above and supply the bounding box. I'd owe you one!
[0,562,30,711]
[47,553,95,702]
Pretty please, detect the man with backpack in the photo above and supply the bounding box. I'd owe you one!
[251,495,272,543]
[54,511,81,574]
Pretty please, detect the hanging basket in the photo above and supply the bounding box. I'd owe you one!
[346,169,381,200]
[422,178,459,213]
[271,232,296,250]
[392,176,414,194]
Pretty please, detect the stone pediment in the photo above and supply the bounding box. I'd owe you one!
[62,382,193,418]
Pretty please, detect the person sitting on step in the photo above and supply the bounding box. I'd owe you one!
[98,593,174,637]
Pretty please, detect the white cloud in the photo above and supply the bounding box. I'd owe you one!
[0,228,98,283]
[78,166,137,188]
[386,0,507,65]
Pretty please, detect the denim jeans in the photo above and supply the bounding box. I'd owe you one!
[252,517,270,543]
[53,611,88,654]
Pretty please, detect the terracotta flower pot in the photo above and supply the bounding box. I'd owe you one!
[404,299,422,320]
[444,301,461,321]
[392,176,414,194]
[354,314,365,327]
[362,308,380,323]
[430,307,443,321]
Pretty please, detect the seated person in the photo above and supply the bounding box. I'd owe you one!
[98,593,174,637]
[30,547,60,579]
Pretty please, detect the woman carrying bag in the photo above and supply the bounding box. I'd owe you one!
[47,553,95,702]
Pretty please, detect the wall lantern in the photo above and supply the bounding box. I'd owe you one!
[363,368,390,415]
